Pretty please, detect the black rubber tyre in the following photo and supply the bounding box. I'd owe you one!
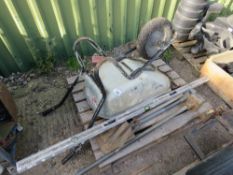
[173,11,199,28]
[184,0,207,3]
[173,24,193,34]
[137,17,173,59]
[177,5,204,19]
[180,0,208,11]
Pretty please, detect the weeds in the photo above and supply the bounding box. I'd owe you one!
[37,53,55,74]
[163,48,173,63]
[66,57,80,71]
[36,40,55,74]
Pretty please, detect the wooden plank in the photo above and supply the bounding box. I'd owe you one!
[158,64,172,73]
[75,101,90,113]
[67,75,78,84]
[173,78,186,87]
[79,110,94,124]
[90,138,100,152]
[99,102,212,167]
[67,75,84,85]
[90,139,104,160]
[173,40,197,48]
[172,40,195,54]
[72,82,84,93]
[73,92,86,102]
[167,71,180,80]
[152,59,166,67]
[96,122,135,154]
[94,149,103,160]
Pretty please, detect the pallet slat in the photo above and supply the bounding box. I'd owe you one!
[90,139,104,160]
[152,59,166,67]
[173,40,197,48]
[72,83,85,93]
[173,78,186,87]
[158,64,172,73]
[167,71,180,79]
[73,92,86,102]
[75,101,90,113]
[67,75,84,85]
[79,110,94,125]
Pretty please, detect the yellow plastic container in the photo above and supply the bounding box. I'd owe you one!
[201,51,233,107]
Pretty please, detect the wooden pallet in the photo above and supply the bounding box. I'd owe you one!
[66,59,212,169]
[173,40,209,75]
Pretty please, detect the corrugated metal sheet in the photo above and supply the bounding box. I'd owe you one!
[0,0,232,76]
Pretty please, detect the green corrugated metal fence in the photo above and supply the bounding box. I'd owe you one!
[0,0,232,76]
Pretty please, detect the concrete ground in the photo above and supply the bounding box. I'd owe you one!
[4,48,232,175]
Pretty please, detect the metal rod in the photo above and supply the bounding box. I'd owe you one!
[141,95,187,123]
[76,106,188,175]
[136,94,185,122]
[134,95,188,132]
[15,77,208,173]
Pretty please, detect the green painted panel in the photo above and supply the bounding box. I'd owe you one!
[163,0,179,20]
[35,0,67,59]
[152,0,167,17]
[112,0,127,46]
[0,0,232,76]
[126,0,141,42]
[96,0,113,49]
[0,1,34,71]
[57,0,78,55]
[0,39,20,75]
[139,0,155,29]
[13,0,45,60]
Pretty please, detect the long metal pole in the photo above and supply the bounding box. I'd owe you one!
[16,77,208,173]
[76,106,188,175]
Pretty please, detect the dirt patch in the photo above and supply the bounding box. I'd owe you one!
[13,73,97,175]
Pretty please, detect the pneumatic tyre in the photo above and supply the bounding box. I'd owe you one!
[173,11,199,28]
[137,17,173,59]
[173,24,193,34]
[179,0,208,11]
[177,5,204,19]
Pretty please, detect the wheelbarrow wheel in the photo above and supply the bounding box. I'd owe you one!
[137,17,173,59]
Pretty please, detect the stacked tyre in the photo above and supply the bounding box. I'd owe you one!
[173,0,208,41]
